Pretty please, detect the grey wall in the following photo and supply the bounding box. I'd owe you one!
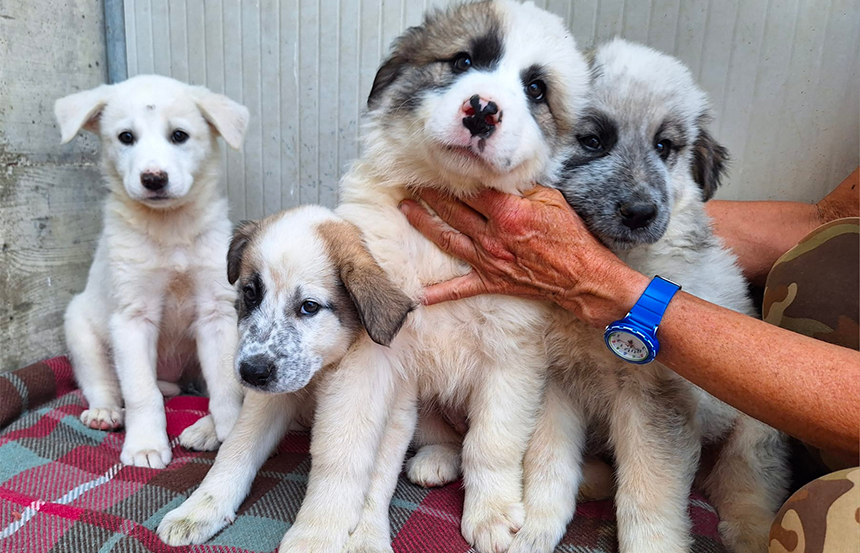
[0,0,107,372]
[124,0,859,223]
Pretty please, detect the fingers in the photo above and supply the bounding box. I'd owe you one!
[421,272,489,306]
[418,188,487,235]
[400,200,478,262]
[458,187,520,218]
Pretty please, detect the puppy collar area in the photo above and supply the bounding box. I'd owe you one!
[604,275,681,364]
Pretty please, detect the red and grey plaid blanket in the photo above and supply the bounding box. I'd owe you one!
[0,357,727,552]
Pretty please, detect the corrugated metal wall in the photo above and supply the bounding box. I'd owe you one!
[124,0,859,221]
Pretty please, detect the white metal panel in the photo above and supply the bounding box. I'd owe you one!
[124,0,859,219]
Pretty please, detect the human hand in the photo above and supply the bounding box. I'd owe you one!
[399,185,649,328]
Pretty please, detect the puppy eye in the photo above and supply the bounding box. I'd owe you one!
[655,139,673,160]
[525,80,546,102]
[578,135,603,152]
[451,52,472,73]
[171,130,189,144]
[118,131,135,145]
[243,284,260,308]
[300,300,320,316]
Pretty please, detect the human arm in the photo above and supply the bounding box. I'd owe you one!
[707,167,859,286]
[399,186,860,457]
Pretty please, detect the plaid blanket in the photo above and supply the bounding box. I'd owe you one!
[0,357,727,553]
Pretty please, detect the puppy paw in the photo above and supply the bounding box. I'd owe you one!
[157,380,182,397]
[278,523,347,553]
[344,519,393,553]
[121,434,172,469]
[406,444,460,488]
[81,407,124,431]
[462,501,525,553]
[157,491,235,545]
[179,415,221,451]
[718,518,770,553]
[506,515,566,553]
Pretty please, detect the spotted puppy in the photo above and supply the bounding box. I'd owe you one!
[513,39,790,553]
[157,205,413,545]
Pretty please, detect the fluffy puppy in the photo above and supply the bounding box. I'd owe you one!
[281,3,586,552]
[56,76,248,468]
[157,205,414,545]
[513,39,789,553]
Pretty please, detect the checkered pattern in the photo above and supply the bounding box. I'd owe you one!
[0,357,727,553]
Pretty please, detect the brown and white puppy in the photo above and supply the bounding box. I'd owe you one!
[157,205,413,546]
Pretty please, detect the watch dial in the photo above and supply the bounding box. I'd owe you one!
[607,330,649,362]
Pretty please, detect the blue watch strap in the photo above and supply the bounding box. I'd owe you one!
[625,276,681,332]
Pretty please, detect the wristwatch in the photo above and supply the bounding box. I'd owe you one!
[604,276,681,364]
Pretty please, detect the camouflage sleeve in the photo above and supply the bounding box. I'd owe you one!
[764,218,859,553]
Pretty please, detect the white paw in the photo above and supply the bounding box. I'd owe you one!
[81,407,124,431]
[179,415,221,451]
[120,434,172,469]
[157,380,182,397]
[462,501,525,553]
[344,519,393,553]
[406,444,460,488]
[506,515,567,553]
[278,523,347,553]
[157,491,235,545]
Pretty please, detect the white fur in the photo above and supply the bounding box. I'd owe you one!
[279,3,589,553]
[57,75,248,468]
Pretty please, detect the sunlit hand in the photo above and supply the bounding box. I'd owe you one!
[399,185,648,328]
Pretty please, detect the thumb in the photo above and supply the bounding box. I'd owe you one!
[421,271,489,306]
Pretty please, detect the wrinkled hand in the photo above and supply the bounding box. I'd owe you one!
[399,185,647,328]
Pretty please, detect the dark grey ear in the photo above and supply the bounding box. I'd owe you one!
[340,261,414,347]
[227,220,259,285]
[692,126,729,201]
[367,54,407,109]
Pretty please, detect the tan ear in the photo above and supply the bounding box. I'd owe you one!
[319,220,414,347]
[192,87,250,150]
[227,220,260,285]
[54,85,112,144]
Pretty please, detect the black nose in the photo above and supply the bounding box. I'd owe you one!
[619,202,658,230]
[239,360,275,387]
[462,94,499,139]
[140,171,168,191]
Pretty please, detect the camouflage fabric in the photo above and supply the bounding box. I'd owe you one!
[769,468,860,553]
[764,218,859,552]
[763,217,859,351]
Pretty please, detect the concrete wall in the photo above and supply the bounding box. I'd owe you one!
[0,0,107,372]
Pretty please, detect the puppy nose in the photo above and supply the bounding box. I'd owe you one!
[462,94,501,139]
[140,171,168,191]
[239,360,275,387]
[619,202,658,230]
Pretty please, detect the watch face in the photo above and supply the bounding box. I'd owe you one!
[606,330,650,362]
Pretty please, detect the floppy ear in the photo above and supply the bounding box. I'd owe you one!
[691,126,729,201]
[320,221,414,346]
[227,220,259,285]
[193,88,250,150]
[54,85,111,144]
[340,257,415,347]
[367,54,407,109]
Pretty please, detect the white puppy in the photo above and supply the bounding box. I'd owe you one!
[276,2,587,553]
[56,75,249,469]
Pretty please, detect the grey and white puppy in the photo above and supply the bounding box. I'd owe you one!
[511,39,789,553]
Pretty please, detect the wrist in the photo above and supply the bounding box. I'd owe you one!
[558,260,650,328]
